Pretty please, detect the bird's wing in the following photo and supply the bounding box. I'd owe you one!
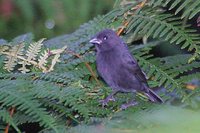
[122,53,147,83]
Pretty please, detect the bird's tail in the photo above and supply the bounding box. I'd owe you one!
[145,88,163,103]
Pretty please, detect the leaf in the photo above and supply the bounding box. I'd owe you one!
[38,50,49,72]
[18,61,30,73]
[4,43,24,72]
[26,38,44,62]
[17,39,45,73]
[48,46,67,72]
[0,80,58,131]
[0,109,21,133]
[0,45,10,54]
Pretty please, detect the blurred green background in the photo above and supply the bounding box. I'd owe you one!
[0,0,114,40]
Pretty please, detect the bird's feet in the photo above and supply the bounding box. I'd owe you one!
[99,95,115,107]
[120,101,138,110]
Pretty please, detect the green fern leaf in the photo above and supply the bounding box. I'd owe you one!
[135,55,183,95]
[0,109,21,133]
[149,0,200,19]
[0,80,58,131]
[126,9,200,61]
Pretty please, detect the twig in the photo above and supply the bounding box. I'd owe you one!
[117,0,147,36]
[4,107,15,133]
[186,84,198,90]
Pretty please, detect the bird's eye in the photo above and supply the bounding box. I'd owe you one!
[103,36,107,40]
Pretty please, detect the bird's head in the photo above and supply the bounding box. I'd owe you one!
[90,29,122,52]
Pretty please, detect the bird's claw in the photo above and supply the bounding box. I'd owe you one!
[99,99,108,107]
[108,96,116,102]
[99,96,116,107]
[120,104,128,110]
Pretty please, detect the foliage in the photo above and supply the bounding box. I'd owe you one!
[0,38,67,73]
[0,0,200,132]
[0,0,114,40]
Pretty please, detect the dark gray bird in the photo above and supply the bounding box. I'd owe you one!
[90,29,163,109]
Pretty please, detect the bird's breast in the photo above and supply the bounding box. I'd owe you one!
[97,52,120,73]
[97,52,121,81]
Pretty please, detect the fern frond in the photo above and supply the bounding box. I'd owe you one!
[160,54,200,75]
[178,73,200,83]
[166,62,200,76]
[136,55,183,93]
[31,81,90,118]
[26,38,44,62]
[1,39,67,73]
[40,99,80,124]
[13,112,37,126]
[17,39,45,73]
[0,45,10,54]
[128,11,199,47]
[160,54,192,68]
[0,80,58,131]
[38,70,87,84]
[0,109,21,133]
[149,0,200,19]
[47,46,67,72]
[38,50,48,71]
[126,9,200,61]
[18,62,30,73]
[4,43,24,72]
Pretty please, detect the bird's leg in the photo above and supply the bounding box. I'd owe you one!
[120,93,138,110]
[99,90,118,107]
[120,100,138,110]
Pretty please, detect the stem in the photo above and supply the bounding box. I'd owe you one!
[117,0,148,35]
[4,108,15,133]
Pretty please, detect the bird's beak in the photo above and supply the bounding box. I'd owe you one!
[89,38,102,45]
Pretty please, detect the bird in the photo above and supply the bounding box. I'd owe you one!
[90,29,163,110]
